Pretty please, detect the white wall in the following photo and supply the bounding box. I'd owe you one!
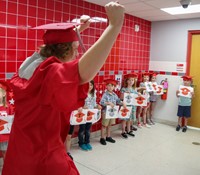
[150,18,200,62]
[154,75,182,124]
[150,18,200,124]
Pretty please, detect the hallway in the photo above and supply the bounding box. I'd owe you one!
[0,123,200,175]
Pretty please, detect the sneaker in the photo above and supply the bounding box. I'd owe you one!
[137,123,142,128]
[131,125,138,131]
[79,144,88,151]
[147,119,152,125]
[176,125,181,131]
[182,126,187,132]
[106,137,116,143]
[100,138,107,145]
[127,131,135,137]
[67,152,73,160]
[143,123,151,128]
[150,120,155,125]
[121,132,128,139]
[86,143,92,150]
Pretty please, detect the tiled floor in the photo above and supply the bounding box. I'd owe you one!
[1,123,200,175]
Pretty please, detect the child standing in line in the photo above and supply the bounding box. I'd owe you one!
[176,76,194,132]
[137,73,151,128]
[78,80,102,151]
[0,86,9,161]
[100,79,126,145]
[120,74,138,138]
[148,73,158,125]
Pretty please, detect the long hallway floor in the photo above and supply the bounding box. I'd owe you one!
[1,123,200,175]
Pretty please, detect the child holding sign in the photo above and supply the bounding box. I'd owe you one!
[176,76,194,132]
[100,79,125,145]
[120,74,138,138]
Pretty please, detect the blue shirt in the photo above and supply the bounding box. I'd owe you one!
[100,91,122,112]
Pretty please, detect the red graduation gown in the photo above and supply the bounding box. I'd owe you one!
[2,56,88,175]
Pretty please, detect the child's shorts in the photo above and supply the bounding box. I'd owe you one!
[102,112,116,127]
[0,141,8,151]
[177,105,191,118]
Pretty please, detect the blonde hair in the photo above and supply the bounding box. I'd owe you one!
[0,88,7,107]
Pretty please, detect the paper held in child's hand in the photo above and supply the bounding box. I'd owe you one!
[132,94,147,106]
[0,115,14,134]
[70,109,100,125]
[124,93,133,105]
[105,106,119,119]
[153,85,164,95]
[145,82,153,92]
[178,85,194,98]
[118,106,132,119]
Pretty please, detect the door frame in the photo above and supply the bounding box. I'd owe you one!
[186,30,200,74]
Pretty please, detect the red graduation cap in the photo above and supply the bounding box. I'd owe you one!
[104,79,118,86]
[142,72,150,77]
[181,75,192,81]
[150,72,158,77]
[33,23,79,44]
[124,73,138,79]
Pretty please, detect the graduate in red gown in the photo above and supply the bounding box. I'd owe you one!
[2,2,125,175]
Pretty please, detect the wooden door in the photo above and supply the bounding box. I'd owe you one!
[188,34,200,128]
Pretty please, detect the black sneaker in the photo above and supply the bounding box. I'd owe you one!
[127,131,135,137]
[182,126,187,132]
[106,137,116,143]
[100,138,107,145]
[131,125,138,131]
[176,125,181,131]
[121,132,128,139]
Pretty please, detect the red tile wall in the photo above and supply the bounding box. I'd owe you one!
[0,0,151,133]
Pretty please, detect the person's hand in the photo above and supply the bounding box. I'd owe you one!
[176,90,180,97]
[77,15,91,33]
[109,102,115,108]
[80,15,91,28]
[105,2,125,28]
[97,104,102,110]
[77,107,83,113]
[122,102,126,108]
[83,105,88,109]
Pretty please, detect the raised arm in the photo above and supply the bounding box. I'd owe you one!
[78,2,125,84]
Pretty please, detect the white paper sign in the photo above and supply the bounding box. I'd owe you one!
[85,109,99,123]
[105,106,119,119]
[151,82,158,92]
[115,74,122,91]
[153,85,164,95]
[70,110,87,125]
[92,110,101,124]
[70,109,100,125]
[123,93,134,105]
[178,85,194,98]
[0,115,14,134]
[145,82,153,92]
[118,106,132,119]
[132,94,147,106]
[0,111,7,117]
